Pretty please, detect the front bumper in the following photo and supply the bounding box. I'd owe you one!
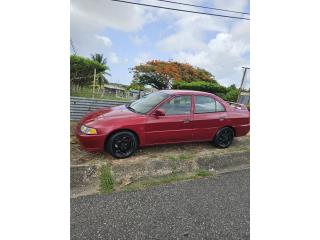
[75,124,106,152]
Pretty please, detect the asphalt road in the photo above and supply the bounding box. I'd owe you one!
[71,169,250,240]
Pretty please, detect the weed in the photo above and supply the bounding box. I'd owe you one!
[99,165,114,194]
[178,153,190,161]
[196,169,212,177]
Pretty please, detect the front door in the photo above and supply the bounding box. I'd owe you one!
[145,95,193,145]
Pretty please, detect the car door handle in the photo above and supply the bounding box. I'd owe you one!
[183,119,191,123]
[219,117,225,121]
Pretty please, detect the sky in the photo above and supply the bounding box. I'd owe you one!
[70,0,250,87]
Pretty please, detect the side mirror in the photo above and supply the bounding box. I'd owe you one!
[153,109,165,117]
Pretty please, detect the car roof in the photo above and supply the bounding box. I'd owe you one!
[159,89,214,96]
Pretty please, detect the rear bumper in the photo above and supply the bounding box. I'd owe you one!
[75,124,106,152]
[235,124,250,137]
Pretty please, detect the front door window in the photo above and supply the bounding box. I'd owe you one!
[158,95,192,115]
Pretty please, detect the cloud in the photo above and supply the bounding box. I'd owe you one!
[95,35,112,47]
[129,34,148,45]
[134,52,152,65]
[155,0,250,86]
[71,0,250,86]
[157,12,228,52]
[172,24,250,86]
[71,0,151,32]
[213,0,249,13]
[108,52,120,64]
[71,0,153,57]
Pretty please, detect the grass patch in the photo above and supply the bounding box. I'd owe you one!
[196,169,212,177]
[99,165,114,194]
[168,154,192,174]
[178,153,191,161]
[169,156,178,174]
[123,171,215,192]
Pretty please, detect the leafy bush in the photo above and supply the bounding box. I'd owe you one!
[224,84,238,102]
[173,81,227,97]
[172,81,239,102]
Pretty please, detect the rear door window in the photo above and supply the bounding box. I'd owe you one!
[195,96,225,113]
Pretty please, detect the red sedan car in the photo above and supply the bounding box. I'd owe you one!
[76,90,250,158]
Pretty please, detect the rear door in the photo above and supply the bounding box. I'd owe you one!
[192,95,227,141]
[145,95,193,145]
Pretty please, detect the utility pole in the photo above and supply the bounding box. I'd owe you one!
[92,68,96,98]
[237,67,250,103]
[70,38,77,55]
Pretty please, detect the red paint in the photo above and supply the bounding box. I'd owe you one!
[76,90,250,152]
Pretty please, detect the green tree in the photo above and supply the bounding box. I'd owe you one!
[131,60,216,90]
[91,53,110,86]
[224,84,239,102]
[91,53,107,65]
[70,55,109,87]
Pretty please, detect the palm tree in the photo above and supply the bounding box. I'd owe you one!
[91,53,107,65]
[91,53,110,86]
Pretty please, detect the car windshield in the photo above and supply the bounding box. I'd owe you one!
[127,92,169,114]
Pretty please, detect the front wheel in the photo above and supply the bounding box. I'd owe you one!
[106,131,138,158]
[213,127,234,148]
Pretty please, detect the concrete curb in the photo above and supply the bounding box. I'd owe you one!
[197,150,250,170]
[71,165,99,188]
[71,149,250,190]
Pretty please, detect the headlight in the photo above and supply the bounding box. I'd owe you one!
[80,125,97,135]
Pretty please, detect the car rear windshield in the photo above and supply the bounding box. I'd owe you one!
[127,92,169,114]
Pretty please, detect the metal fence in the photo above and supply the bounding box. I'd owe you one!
[70,96,129,120]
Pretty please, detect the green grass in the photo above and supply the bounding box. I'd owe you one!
[178,153,191,161]
[99,165,114,194]
[123,171,214,192]
[168,156,178,174]
[71,86,129,101]
[168,154,193,175]
[196,169,212,177]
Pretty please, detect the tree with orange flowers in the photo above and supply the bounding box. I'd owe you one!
[131,60,216,90]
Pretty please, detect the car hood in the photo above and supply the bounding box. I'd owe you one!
[80,105,138,124]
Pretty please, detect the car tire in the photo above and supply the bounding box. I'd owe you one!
[213,127,234,148]
[106,131,138,159]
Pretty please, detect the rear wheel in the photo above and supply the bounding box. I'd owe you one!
[213,127,234,148]
[106,131,138,158]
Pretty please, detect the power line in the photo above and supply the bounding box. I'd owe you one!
[111,0,250,20]
[153,0,249,15]
[70,38,77,55]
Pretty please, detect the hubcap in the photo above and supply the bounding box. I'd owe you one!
[112,135,134,157]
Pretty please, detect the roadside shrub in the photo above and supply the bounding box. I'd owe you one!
[224,84,239,102]
[172,81,228,98]
[172,81,239,102]
[99,165,114,193]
